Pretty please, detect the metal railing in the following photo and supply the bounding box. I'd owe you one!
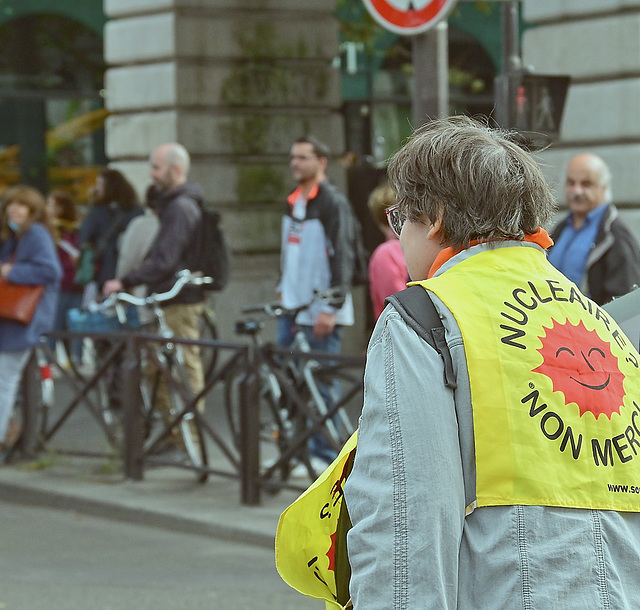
[20,328,364,505]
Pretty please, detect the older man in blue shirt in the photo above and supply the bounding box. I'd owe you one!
[549,153,640,305]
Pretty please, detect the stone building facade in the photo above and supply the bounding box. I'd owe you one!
[522,0,640,233]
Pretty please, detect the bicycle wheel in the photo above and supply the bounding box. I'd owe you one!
[166,386,208,483]
[138,348,162,443]
[306,363,361,442]
[179,408,209,483]
[199,307,218,383]
[224,358,283,449]
[224,356,303,483]
[11,349,47,459]
[166,349,209,483]
[87,337,125,449]
[224,358,248,449]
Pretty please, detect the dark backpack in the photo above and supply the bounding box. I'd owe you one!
[385,285,456,389]
[191,206,231,291]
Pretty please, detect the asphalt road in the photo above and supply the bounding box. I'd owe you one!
[0,501,323,610]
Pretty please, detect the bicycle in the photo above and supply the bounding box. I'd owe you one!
[224,288,359,484]
[77,270,214,481]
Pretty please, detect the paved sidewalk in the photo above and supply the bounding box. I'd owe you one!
[0,451,306,550]
[0,370,319,550]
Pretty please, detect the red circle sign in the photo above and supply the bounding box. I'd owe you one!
[362,0,458,35]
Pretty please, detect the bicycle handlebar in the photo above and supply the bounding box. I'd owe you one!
[98,269,213,311]
[240,287,345,320]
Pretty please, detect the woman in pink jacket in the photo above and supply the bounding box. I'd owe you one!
[367,183,408,320]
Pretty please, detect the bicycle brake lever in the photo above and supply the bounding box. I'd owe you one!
[98,293,118,310]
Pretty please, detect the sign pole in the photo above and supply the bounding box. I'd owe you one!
[411,21,449,128]
[494,0,522,127]
[360,0,458,128]
[360,1,457,128]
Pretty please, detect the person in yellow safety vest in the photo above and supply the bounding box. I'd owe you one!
[276,116,640,609]
[342,117,640,608]
[344,117,640,610]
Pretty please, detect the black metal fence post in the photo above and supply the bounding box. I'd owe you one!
[19,349,41,457]
[240,345,261,505]
[122,335,143,480]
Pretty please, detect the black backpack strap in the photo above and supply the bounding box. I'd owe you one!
[385,285,457,390]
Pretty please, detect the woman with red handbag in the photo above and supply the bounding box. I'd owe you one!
[0,185,62,459]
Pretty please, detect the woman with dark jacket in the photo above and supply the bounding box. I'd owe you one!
[78,168,143,289]
[0,185,62,456]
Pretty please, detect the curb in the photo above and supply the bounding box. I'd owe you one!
[0,479,277,549]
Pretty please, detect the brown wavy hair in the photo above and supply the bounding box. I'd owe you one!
[93,168,139,211]
[1,184,52,241]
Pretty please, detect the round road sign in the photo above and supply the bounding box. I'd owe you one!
[362,0,458,36]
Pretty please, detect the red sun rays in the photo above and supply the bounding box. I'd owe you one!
[533,319,625,419]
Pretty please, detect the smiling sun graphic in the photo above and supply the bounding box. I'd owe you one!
[532,319,626,419]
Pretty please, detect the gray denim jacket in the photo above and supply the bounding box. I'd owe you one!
[344,242,640,609]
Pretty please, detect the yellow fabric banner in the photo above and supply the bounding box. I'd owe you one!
[275,431,357,609]
[419,245,640,511]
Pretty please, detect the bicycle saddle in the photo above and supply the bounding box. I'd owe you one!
[234,320,262,336]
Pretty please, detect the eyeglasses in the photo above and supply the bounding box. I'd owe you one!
[385,204,406,238]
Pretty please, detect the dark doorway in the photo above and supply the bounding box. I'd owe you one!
[0,14,106,199]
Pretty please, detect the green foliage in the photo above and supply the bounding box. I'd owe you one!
[17,454,56,471]
[335,0,393,58]
[220,20,330,166]
[220,20,329,109]
[222,115,271,155]
[451,1,494,18]
[98,458,122,476]
[236,164,285,204]
[235,21,280,59]
[450,67,487,93]
[221,63,328,108]
[473,2,494,16]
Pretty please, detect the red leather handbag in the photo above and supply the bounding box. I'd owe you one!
[0,278,45,324]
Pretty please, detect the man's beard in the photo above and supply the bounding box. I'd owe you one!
[153,179,172,192]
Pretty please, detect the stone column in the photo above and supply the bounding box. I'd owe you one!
[103,0,367,347]
[522,0,640,231]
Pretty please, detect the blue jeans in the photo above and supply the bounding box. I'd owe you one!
[276,314,343,464]
[0,349,30,442]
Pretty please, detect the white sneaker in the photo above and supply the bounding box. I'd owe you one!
[289,462,309,478]
[289,456,330,478]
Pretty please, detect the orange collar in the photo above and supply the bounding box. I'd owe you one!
[428,227,554,278]
[287,183,319,206]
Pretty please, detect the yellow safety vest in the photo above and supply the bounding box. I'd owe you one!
[276,432,357,610]
[419,244,640,511]
[276,244,640,607]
